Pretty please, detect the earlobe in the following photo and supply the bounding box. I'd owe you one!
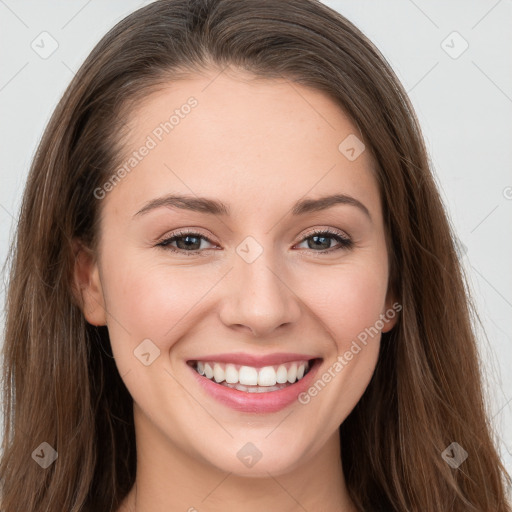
[72,240,107,326]
[381,294,401,333]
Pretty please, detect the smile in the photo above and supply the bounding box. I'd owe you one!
[186,354,322,413]
[190,360,311,392]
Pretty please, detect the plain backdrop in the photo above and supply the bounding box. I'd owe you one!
[1,0,511,478]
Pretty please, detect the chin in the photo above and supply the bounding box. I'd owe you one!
[194,431,312,478]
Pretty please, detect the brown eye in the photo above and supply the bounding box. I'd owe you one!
[157,231,216,254]
[296,230,353,253]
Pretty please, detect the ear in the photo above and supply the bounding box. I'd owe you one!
[72,239,107,326]
[381,289,400,333]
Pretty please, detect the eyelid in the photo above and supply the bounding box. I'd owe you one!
[297,226,351,242]
[156,227,350,244]
[292,227,353,253]
[155,228,217,246]
[156,226,353,257]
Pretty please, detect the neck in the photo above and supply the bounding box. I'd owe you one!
[118,408,357,512]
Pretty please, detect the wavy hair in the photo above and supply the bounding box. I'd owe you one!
[1,0,510,510]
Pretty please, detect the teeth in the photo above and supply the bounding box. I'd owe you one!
[287,363,297,383]
[258,366,277,386]
[193,360,311,388]
[223,382,288,393]
[213,363,225,383]
[225,363,238,384]
[204,363,214,379]
[239,366,258,385]
[276,365,288,384]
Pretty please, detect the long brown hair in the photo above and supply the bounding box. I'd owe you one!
[1,0,510,510]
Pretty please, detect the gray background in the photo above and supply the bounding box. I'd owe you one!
[1,0,511,478]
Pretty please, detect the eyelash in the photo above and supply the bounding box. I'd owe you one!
[156,228,353,256]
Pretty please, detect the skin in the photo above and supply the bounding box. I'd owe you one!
[75,67,397,512]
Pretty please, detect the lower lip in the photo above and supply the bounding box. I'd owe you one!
[188,359,322,413]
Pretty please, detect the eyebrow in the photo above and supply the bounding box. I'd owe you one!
[134,193,371,221]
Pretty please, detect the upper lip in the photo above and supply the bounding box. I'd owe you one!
[187,352,318,367]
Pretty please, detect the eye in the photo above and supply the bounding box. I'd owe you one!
[295,229,353,253]
[156,230,217,255]
[156,228,353,256]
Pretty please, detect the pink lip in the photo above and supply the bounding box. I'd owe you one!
[187,352,316,368]
[187,357,322,413]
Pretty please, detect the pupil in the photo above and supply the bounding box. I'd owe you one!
[177,236,200,250]
[309,235,330,250]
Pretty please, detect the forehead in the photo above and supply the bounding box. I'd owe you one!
[107,69,382,222]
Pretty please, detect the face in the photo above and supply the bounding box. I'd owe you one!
[76,68,397,477]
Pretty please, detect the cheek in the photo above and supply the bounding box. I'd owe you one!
[290,260,387,412]
[101,239,388,385]
[297,260,389,348]
[100,251,222,362]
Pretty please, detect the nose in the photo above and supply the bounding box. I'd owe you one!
[218,245,302,338]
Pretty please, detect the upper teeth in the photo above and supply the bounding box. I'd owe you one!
[195,361,310,386]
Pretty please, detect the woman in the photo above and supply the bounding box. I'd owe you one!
[1,0,510,510]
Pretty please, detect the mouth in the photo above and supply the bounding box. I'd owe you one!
[186,355,322,413]
[187,359,313,392]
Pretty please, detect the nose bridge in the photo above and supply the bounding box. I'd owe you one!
[219,235,301,336]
